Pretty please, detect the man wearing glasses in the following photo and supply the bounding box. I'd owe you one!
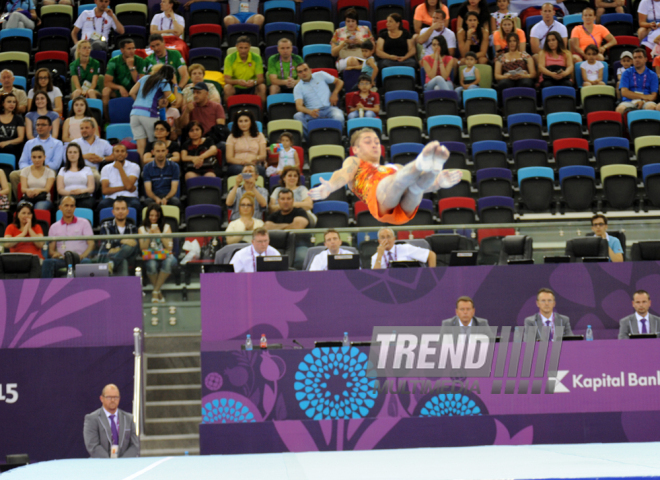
[591,214,623,262]
[83,384,139,458]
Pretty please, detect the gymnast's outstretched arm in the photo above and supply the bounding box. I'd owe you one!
[309,157,360,201]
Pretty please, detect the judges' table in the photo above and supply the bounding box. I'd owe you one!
[200,263,660,454]
[0,278,142,461]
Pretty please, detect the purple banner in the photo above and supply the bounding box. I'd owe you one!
[200,263,660,347]
[0,278,143,349]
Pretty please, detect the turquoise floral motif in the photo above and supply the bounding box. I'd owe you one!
[294,346,378,420]
[202,397,256,424]
[419,393,482,417]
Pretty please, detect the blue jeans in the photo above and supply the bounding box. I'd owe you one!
[347,110,377,120]
[293,106,345,140]
[34,200,53,211]
[41,257,92,278]
[145,255,178,275]
[98,244,139,276]
[424,77,453,91]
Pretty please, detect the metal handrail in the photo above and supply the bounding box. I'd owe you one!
[132,328,143,436]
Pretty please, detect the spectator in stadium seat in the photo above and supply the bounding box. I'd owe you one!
[27,69,64,118]
[293,63,345,141]
[12,116,63,200]
[269,166,313,224]
[595,0,625,22]
[0,93,26,160]
[637,0,660,45]
[494,33,536,93]
[530,3,568,56]
[268,38,304,95]
[143,120,181,163]
[178,82,225,137]
[417,10,456,57]
[72,118,113,185]
[618,290,659,339]
[150,0,187,58]
[57,143,96,210]
[226,191,265,244]
[492,16,526,57]
[71,0,125,53]
[570,7,616,63]
[223,36,267,108]
[590,214,623,262]
[421,37,456,91]
[0,70,27,114]
[180,120,218,180]
[83,384,140,458]
[456,0,491,33]
[490,0,517,32]
[222,0,264,29]
[457,11,489,65]
[225,110,267,177]
[376,14,417,70]
[331,8,375,74]
[102,39,146,121]
[1,0,38,31]
[41,196,95,278]
[538,31,574,88]
[145,34,189,89]
[226,163,268,221]
[182,64,221,104]
[26,92,60,140]
[4,200,44,259]
[371,227,436,269]
[309,229,355,271]
[414,0,450,34]
[98,198,140,276]
[138,204,177,303]
[20,145,55,211]
[524,287,573,340]
[70,41,101,101]
[230,227,280,273]
[265,188,310,269]
[142,140,181,208]
[616,48,659,113]
[97,143,142,217]
[441,296,490,329]
[62,97,101,144]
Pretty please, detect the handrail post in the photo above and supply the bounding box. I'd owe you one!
[133,327,143,436]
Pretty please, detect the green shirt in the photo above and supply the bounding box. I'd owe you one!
[106,55,147,90]
[267,54,303,83]
[70,58,101,84]
[224,51,263,87]
[145,49,186,82]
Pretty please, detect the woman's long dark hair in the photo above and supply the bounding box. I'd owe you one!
[435,35,449,57]
[231,110,258,138]
[464,12,484,42]
[142,65,176,99]
[13,202,37,228]
[68,96,94,118]
[145,203,165,231]
[462,0,490,27]
[0,93,17,115]
[34,68,54,93]
[29,91,54,113]
[543,30,569,56]
[64,142,86,171]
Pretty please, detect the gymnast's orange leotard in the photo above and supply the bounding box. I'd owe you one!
[352,159,418,225]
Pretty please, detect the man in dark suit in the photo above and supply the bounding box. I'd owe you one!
[524,288,573,340]
[618,290,660,339]
[442,296,490,332]
[83,384,139,458]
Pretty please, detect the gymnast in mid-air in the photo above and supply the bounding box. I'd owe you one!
[308,128,462,225]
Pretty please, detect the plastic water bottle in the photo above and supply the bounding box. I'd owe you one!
[135,266,142,278]
[343,332,349,346]
[260,334,268,349]
[245,334,253,351]
[66,264,74,278]
[585,325,593,341]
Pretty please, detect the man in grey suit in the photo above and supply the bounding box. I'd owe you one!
[618,290,660,339]
[83,384,139,458]
[441,296,490,331]
[524,288,573,340]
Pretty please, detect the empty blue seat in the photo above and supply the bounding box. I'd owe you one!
[508,113,542,129]
[427,115,462,133]
[558,165,596,184]
[266,93,295,110]
[347,117,383,137]
[462,88,498,108]
[518,166,554,185]
[594,136,629,154]
[313,200,350,215]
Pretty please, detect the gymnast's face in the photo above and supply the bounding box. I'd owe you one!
[353,131,381,162]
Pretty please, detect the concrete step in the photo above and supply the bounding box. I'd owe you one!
[144,334,201,354]
[144,417,201,436]
[146,400,201,419]
[147,370,201,386]
[146,385,201,402]
[140,434,199,454]
[147,355,201,370]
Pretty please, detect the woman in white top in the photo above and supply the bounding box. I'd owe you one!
[20,145,55,211]
[226,192,265,244]
[151,0,188,58]
[57,143,95,210]
[638,0,660,44]
[27,68,63,117]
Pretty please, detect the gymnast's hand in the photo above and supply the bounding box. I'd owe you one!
[309,178,333,200]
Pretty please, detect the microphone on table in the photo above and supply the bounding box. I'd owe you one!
[292,339,304,349]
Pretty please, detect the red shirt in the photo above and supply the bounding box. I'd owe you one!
[347,92,380,110]
[5,223,44,258]
[191,100,226,135]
